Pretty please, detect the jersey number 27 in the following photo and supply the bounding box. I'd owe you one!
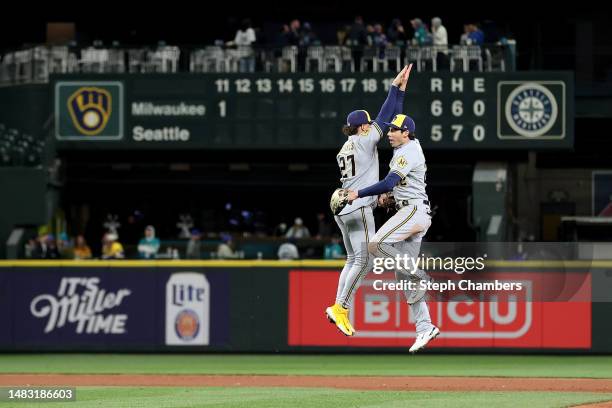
[339,155,356,179]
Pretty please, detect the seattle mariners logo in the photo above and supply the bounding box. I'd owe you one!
[67,87,112,136]
[503,83,559,138]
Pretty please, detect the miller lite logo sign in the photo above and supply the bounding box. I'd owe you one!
[165,272,210,345]
[29,277,131,334]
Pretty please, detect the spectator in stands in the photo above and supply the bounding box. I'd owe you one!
[278,238,299,260]
[316,212,332,239]
[431,17,448,49]
[138,225,160,259]
[227,18,257,72]
[346,16,367,46]
[24,238,37,259]
[229,18,256,47]
[365,24,375,45]
[466,23,484,45]
[431,17,449,68]
[460,24,470,45]
[33,234,61,259]
[481,19,500,43]
[410,18,432,46]
[73,235,92,260]
[102,232,124,259]
[288,19,301,46]
[345,16,368,69]
[337,24,349,45]
[368,24,388,48]
[217,233,239,259]
[58,232,74,259]
[299,22,319,47]
[387,19,407,45]
[324,235,345,259]
[29,236,41,259]
[186,228,202,259]
[286,217,310,239]
[274,222,288,237]
[276,25,291,48]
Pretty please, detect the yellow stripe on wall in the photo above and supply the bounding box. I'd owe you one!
[0,260,611,268]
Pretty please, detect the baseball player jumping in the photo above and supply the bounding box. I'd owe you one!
[326,65,412,337]
[346,113,440,353]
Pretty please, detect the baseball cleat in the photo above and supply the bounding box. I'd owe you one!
[325,303,355,336]
[409,326,440,353]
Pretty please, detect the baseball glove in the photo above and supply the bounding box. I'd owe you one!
[378,193,396,211]
[330,188,350,215]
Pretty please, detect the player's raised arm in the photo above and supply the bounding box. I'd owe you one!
[395,63,412,114]
[371,66,409,136]
[374,65,412,132]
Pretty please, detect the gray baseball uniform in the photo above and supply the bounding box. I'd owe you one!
[372,138,435,335]
[333,124,382,308]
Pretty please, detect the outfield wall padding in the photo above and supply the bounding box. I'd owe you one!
[0,261,609,353]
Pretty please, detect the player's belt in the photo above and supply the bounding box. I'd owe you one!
[395,199,430,210]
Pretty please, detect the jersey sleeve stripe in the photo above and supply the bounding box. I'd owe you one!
[371,122,383,139]
[390,169,406,179]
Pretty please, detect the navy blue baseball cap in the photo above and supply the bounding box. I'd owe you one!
[346,110,372,126]
[384,114,416,133]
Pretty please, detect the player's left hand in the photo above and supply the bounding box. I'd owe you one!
[347,190,358,203]
[400,63,413,91]
[392,65,408,87]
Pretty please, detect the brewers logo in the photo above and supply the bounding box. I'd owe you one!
[68,87,112,136]
[497,81,565,140]
[55,81,123,140]
[396,156,407,168]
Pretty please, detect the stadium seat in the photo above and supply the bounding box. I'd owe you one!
[382,45,402,72]
[128,49,147,73]
[32,46,49,83]
[405,45,420,71]
[14,49,33,83]
[360,46,380,72]
[226,46,255,73]
[450,45,469,72]
[467,45,483,72]
[147,46,180,73]
[306,46,325,72]
[276,46,298,73]
[340,46,355,72]
[190,46,228,73]
[419,46,438,72]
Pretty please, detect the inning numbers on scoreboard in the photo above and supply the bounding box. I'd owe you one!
[213,78,392,94]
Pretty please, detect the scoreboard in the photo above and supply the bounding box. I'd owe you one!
[53,72,573,150]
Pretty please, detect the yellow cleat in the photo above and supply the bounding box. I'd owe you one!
[325,303,355,336]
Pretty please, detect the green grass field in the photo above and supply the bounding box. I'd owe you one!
[1,388,612,408]
[1,354,611,378]
[0,354,611,408]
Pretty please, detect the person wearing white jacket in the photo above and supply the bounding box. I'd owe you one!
[431,17,448,51]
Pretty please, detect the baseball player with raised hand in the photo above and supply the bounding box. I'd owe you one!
[346,112,440,353]
[326,65,412,337]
